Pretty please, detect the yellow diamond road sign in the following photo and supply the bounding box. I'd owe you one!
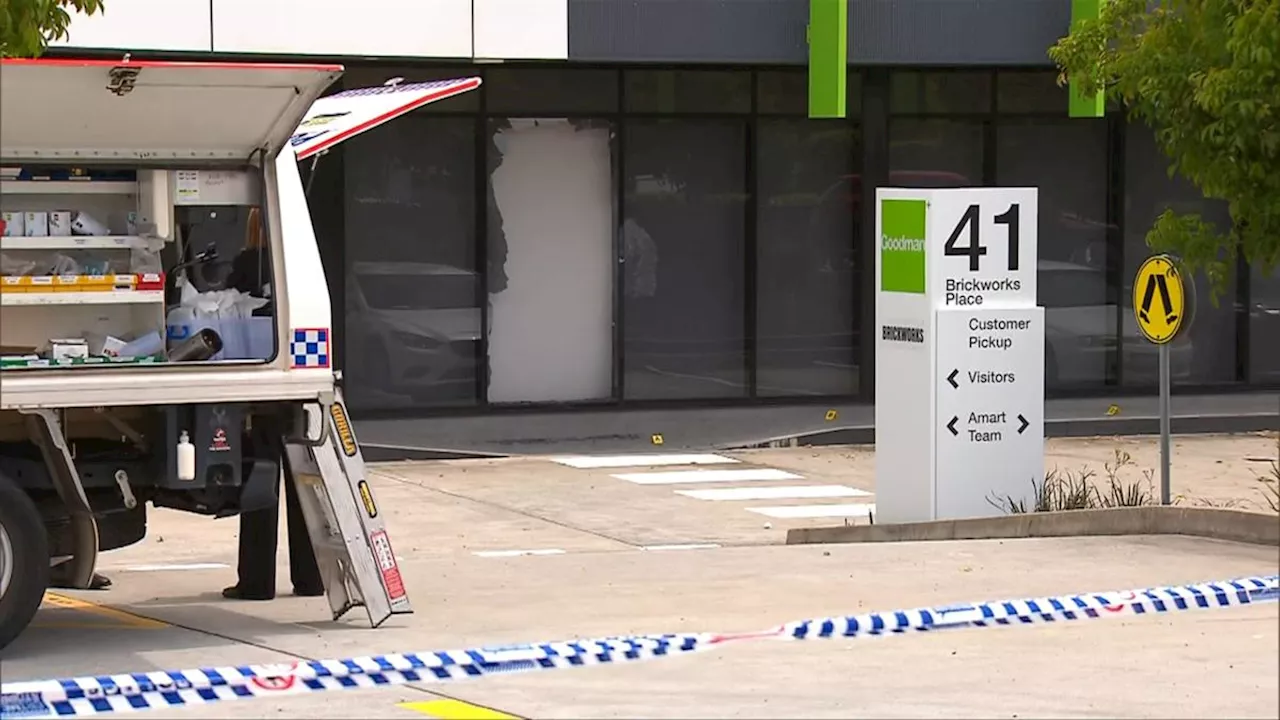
[1133,255,1186,344]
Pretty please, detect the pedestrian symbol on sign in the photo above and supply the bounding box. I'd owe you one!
[1132,255,1190,344]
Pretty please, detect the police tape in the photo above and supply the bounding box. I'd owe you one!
[2,575,1275,718]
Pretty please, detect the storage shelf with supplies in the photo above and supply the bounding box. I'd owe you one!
[2,272,165,291]
[0,180,139,195]
[0,235,143,250]
[1,168,171,369]
[0,354,164,369]
[0,289,165,306]
[1,165,272,370]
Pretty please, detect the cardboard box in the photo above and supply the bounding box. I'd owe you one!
[23,211,48,237]
[1,211,24,237]
[85,333,127,358]
[48,211,72,236]
[49,338,89,360]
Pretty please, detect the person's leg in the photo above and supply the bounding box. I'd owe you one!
[223,475,280,601]
[282,450,324,597]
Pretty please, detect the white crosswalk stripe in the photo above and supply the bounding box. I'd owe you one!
[610,468,803,485]
[676,485,871,501]
[746,503,878,519]
[548,453,875,524]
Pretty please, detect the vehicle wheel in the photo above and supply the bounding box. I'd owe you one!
[0,474,50,651]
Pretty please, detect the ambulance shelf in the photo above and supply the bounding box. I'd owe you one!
[0,235,143,250]
[0,290,165,306]
[0,354,164,369]
[0,180,139,195]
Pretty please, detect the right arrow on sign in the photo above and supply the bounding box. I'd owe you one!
[947,369,959,389]
[1017,414,1029,434]
[947,416,959,436]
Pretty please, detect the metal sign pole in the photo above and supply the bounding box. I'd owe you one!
[1133,253,1187,508]
[1158,342,1171,505]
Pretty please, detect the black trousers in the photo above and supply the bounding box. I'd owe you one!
[235,455,323,596]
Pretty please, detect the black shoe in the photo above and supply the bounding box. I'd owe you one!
[293,585,325,598]
[222,585,275,601]
[49,571,112,590]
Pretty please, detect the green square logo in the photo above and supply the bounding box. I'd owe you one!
[880,198,927,294]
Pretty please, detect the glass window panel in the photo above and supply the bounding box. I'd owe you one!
[756,120,860,396]
[889,119,984,187]
[486,68,619,115]
[622,119,747,399]
[889,71,991,114]
[1123,122,1237,386]
[625,70,751,114]
[1249,264,1280,383]
[996,71,1069,115]
[343,116,480,410]
[757,69,862,116]
[996,119,1112,391]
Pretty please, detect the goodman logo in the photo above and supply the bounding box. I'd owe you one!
[880,198,927,294]
[882,236,925,252]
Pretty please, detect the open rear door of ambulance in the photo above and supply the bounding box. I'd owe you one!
[0,58,347,162]
[288,76,482,161]
[0,59,343,409]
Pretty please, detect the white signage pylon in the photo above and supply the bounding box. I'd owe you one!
[874,187,1045,523]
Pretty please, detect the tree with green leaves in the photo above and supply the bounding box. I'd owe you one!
[1050,0,1279,294]
[1,0,103,58]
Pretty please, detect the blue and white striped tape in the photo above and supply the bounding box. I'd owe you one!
[2,575,1275,718]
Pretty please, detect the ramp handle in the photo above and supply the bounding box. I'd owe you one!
[290,401,332,448]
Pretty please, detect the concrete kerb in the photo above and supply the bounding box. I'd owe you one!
[785,506,1280,547]
[731,414,1279,450]
[361,444,508,462]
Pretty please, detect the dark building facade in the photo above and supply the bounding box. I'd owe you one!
[56,0,1280,417]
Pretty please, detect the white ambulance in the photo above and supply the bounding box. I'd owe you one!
[0,57,480,649]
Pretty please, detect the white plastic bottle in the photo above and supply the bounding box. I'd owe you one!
[176,430,196,481]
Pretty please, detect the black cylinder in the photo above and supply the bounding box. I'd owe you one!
[167,328,223,362]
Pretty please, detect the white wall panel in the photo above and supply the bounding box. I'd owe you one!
[474,0,568,60]
[211,0,472,58]
[487,119,613,403]
[54,0,212,52]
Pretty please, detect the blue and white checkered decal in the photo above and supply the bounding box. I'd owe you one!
[2,575,1274,717]
[289,328,329,369]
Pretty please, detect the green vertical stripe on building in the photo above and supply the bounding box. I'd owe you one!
[808,0,847,119]
[1068,0,1105,118]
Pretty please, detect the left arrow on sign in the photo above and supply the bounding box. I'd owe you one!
[947,416,959,436]
[1017,414,1029,434]
[947,369,959,389]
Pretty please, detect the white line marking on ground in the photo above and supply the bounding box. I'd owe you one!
[120,563,230,572]
[640,543,722,551]
[676,485,872,501]
[548,453,740,469]
[745,503,878,519]
[472,549,567,558]
[611,468,803,485]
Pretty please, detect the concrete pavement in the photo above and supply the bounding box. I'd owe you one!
[2,448,1278,718]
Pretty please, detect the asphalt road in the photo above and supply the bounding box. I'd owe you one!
[2,449,1277,719]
